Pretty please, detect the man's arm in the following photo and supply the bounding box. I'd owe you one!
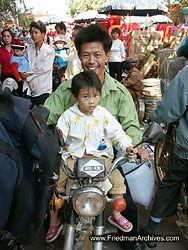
[44,80,75,125]
[117,88,141,144]
[117,86,149,162]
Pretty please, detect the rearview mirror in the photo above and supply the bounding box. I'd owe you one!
[134,122,163,148]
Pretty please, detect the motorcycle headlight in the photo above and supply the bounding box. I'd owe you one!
[72,187,106,217]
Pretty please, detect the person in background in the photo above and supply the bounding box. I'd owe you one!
[21,21,55,106]
[55,22,71,49]
[44,24,149,250]
[121,60,144,115]
[0,29,15,85]
[176,35,188,58]
[140,65,188,249]
[108,27,125,82]
[53,34,69,82]
[10,39,35,97]
[65,25,83,80]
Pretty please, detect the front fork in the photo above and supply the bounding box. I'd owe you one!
[63,201,105,250]
[93,211,105,250]
[63,199,76,250]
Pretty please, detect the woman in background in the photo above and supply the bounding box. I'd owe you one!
[108,27,125,82]
[0,29,15,84]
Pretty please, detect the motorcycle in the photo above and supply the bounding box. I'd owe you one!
[58,122,163,250]
[154,122,188,241]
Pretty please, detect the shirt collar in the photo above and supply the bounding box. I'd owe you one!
[100,72,119,98]
[31,42,44,51]
[70,103,97,117]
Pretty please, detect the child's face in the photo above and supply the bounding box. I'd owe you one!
[13,49,24,56]
[55,41,65,50]
[74,87,100,116]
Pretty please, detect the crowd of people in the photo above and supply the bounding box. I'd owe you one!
[0,21,83,105]
[0,20,187,250]
[0,22,143,108]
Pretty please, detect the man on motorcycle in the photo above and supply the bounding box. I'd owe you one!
[47,70,137,242]
[44,24,149,250]
[142,64,188,248]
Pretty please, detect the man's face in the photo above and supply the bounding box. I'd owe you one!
[79,42,110,84]
[56,27,65,35]
[30,27,45,43]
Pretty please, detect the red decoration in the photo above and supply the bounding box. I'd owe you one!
[170,4,180,13]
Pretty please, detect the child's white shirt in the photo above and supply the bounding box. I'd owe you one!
[57,103,132,160]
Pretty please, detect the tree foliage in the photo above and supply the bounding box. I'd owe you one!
[0,0,26,19]
[68,0,107,17]
[168,0,188,24]
[0,0,34,29]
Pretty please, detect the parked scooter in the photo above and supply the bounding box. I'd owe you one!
[154,122,188,241]
[58,122,163,250]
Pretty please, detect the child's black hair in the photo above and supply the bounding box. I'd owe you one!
[71,71,101,98]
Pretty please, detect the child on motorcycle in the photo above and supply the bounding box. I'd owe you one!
[46,70,137,242]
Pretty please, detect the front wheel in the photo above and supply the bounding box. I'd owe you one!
[154,134,171,183]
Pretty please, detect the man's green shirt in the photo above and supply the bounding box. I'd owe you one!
[44,72,141,144]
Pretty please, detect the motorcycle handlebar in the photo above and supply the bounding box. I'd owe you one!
[104,156,127,180]
[61,154,75,178]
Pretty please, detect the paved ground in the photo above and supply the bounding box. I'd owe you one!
[26,202,188,250]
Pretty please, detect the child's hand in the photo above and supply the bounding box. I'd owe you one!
[126,146,138,158]
[20,72,32,79]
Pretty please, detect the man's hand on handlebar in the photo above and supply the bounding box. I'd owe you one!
[136,146,149,163]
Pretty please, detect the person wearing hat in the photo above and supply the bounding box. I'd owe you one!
[55,22,71,49]
[53,34,69,82]
[10,38,35,97]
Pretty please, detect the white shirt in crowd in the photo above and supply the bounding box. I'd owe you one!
[109,39,125,62]
[23,42,55,96]
[65,44,82,80]
[64,33,71,49]
[57,103,132,160]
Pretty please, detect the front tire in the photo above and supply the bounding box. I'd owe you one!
[154,133,174,183]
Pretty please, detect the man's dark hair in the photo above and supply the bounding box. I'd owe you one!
[71,71,101,98]
[121,60,133,71]
[75,24,112,55]
[30,21,46,34]
[55,22,66,32]
[73,25,83,32]
[112,27,121,36]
